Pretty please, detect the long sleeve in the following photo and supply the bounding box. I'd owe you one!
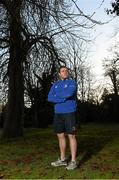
[56,80,77,99]
[48,84,65,103]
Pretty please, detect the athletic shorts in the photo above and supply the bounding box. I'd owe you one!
[53,112,77,134]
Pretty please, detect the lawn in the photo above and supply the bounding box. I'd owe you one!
[0,123,119,179]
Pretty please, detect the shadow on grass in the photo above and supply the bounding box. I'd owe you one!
[76,131,113,168]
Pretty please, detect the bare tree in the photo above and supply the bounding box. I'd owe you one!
[63,37,94,101]
[103,44,119,96]
[0,0,101,138]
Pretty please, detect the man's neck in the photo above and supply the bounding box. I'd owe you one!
[60,78,68,81]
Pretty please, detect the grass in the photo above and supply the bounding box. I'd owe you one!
[0,123,119,179]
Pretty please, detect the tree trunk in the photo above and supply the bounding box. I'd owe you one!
[110,70,118,96]
[2,2,24,138]
[2,61,24,138]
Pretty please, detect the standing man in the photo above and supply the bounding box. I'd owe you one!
[48,66,78,170]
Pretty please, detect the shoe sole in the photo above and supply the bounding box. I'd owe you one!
[66,166,77,170]
[51,163,67,167]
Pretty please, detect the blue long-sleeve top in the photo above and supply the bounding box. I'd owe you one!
[48,78,77,113]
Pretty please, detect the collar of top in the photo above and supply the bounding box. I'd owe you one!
[60,78,69,81]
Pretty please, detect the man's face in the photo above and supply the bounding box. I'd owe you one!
[59,67,69,80]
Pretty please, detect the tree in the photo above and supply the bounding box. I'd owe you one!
[24,62,56,127]
[0,0,64,138]
[107,0,119,15]
[0,0,101,138]
[103,44,119,122]
[103,45,119,96]
[61,37,94,102]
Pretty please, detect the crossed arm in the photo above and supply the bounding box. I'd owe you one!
[48,84,65,103]
[55,81,77,99]
[48,81,77,104]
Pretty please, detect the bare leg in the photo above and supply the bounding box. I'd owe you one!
[68,134,77,161]
[57,133,66,160]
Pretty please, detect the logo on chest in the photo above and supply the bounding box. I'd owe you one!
[64,84,68,88]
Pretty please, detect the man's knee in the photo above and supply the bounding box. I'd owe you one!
[57,133,65,139]
[68,134,76,140]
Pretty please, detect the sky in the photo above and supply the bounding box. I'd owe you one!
[77,0,119,86]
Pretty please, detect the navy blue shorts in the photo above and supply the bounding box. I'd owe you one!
[53,112,77,134]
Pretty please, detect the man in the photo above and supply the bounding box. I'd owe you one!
[48,66,78,170]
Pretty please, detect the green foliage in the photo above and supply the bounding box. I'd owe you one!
[100,94,119,122]
[0,123,119,179]
[77,100,100,123]
[107,0,119,15]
